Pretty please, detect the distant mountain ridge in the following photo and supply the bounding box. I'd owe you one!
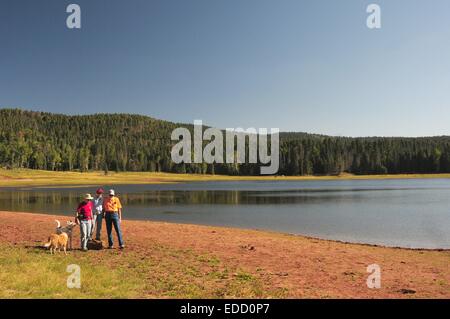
[2,108,450,175]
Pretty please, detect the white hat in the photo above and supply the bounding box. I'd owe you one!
[109,189,115,196]
[84,193,93,200]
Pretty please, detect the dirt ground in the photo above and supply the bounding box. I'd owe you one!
[0,211,448,298]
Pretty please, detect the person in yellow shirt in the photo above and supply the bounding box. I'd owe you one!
[102,189,124,249]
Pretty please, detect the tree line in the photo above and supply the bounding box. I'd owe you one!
[2,108,450,176]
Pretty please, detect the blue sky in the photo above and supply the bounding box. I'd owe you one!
[1,0,450,137]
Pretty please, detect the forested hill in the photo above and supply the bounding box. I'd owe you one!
[2,108,450,176]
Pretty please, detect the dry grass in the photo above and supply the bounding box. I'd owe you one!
[0,242,279,299]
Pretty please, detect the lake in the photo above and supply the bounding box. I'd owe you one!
[1,179,449,249]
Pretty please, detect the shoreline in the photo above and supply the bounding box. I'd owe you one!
[2,209,448,252]
[1,210,449,298]
[279,231,450,252]
[2,168,450,187]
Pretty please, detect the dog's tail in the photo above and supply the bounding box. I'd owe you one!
[55,220,61,228]
[43,237,51,248]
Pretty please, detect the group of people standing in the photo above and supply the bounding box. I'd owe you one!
[75,188,125,251]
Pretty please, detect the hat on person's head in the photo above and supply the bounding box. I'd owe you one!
[84,193,94,200]
[109,189,115,196]
[96,188,104,194]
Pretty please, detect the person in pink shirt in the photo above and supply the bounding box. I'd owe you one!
[75,193,94,251]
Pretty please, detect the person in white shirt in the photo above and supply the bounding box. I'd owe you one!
[91,188,104,240]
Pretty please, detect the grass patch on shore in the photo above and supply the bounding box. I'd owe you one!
[0,243,281,299]
[2,168,450,187]
[0,244,143,298]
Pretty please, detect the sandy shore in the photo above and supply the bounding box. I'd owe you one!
[0,210,449,298]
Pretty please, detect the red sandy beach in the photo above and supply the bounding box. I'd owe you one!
[0,211,449,298]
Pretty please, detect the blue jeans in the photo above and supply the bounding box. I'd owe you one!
[105,213,124,247]
[95,213,103,240]
[79,220,92,250]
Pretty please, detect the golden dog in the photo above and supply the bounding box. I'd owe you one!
[44,232,69,255]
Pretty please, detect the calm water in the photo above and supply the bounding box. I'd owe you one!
[1,179,450,249]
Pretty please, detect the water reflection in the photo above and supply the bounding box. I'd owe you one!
[0,188,387,209]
